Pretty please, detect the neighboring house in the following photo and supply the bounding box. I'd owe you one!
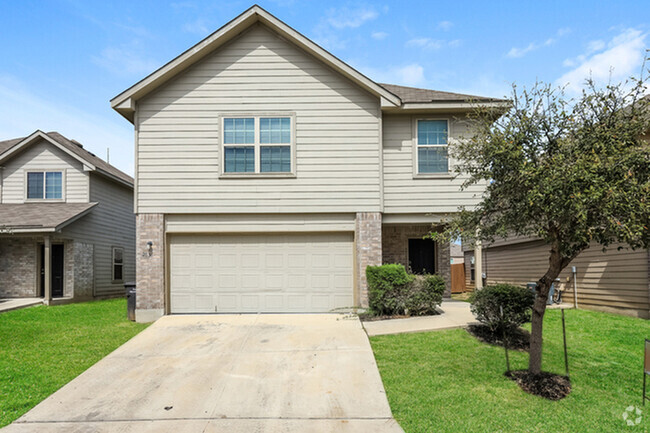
[111,5,504,322]
[0,130,135,304]
[464,238,650,318]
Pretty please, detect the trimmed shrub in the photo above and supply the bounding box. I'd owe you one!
[366,264,445,316]
[406,274,446,316]
[469,284,535,336]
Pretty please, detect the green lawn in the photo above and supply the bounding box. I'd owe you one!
[371,309,650,432]
[0,299,149,427]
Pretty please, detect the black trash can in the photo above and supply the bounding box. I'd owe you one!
[125,282,136,322]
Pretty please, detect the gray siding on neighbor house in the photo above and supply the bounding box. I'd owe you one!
[60,173,135,297]
[136,23,381,214]
[465,240,650,317]
[382,114,485,214]
[0,139,89,204]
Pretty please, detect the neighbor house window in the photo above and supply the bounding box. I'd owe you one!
[416,119,448,173]
[222,115,293,174]
[27,171,63,199]
[112,247,124,282]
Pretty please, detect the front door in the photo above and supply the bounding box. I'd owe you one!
[408,238,436,274]
[40,244,64,298]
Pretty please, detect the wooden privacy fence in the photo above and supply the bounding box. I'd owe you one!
[451,263,466,293]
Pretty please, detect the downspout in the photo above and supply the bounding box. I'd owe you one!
[572,265,578,308]
[475,237,483,289]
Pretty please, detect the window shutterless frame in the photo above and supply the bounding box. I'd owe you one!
[112,246,124,283]
[24,169,66,202]
[218,113,297,178]
[412,117,453,178]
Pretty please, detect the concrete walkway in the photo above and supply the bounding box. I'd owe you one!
[0,298,42,313]
[3,314,403,433]
[363,300,476,337]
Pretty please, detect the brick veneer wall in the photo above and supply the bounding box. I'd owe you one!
[355,212,382,307]
[64,242,74,298]
[135,214,165,321]
[0,238,38,297]
[73,242,94,299]
[382,224,452,297]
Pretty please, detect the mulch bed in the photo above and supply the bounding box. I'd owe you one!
[467,324,530,351]
[505,370,572,400]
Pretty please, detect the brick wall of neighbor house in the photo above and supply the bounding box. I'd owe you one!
[136,214,165,321]
[0,238,37,297]
[73,242,94,299]
[355,212,382,307]
[64,242,74,298]
[382,224,452,297]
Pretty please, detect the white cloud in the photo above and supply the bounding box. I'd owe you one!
[325,6,378,29]
[557,28,647,94]
[371,31,388,40]
[183,18,210,36]
[352,62,427,87]
[0,75,134,175]
[507,28,571,58]
[92,45,160,77]
[407,37,443,50]
[437,21,453,31]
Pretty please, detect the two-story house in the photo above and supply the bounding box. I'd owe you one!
[0,130,135,303]
[111,6,504,322]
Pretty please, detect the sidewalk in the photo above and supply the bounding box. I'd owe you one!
[0,298,42,313]
[362,300,476,337]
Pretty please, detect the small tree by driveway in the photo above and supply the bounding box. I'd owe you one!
[436,76,650,375]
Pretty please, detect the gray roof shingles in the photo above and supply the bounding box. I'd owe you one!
[0,203,97,232]
[0,132,133,186]
[379,83,505,104]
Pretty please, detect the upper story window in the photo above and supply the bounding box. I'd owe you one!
[222,115,294,175]
[26,171,63,200]
[416,119,449,174]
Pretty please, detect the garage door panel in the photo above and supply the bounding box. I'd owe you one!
[170,233,354,313]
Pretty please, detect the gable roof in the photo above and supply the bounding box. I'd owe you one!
[0,131,133,187]
[0,202,97,233]
[380,84,505,104]
[111,4,402,122]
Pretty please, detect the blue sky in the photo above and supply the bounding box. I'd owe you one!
[1,0,648,175]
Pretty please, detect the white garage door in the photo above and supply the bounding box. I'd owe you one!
[169,233,354,313]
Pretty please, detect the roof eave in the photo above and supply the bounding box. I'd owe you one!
[383,100,511,113]
[110,5,401,123]
[54,202,98,231]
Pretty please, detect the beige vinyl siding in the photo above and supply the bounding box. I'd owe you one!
[382,114,485,213]
[467,240,650,317]
[0,139,89,203]
[136,23,381,214]
[61,173,135,296]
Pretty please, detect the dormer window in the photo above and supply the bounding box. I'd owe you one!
[26,171,63,200]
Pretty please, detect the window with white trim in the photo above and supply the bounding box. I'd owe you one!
[27,171,63,199]
[416,119,449,173]
[112,247,124,282]
[222,116,293,174]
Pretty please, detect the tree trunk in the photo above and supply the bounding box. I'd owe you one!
[528,246,565,374]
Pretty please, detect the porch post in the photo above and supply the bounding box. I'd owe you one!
[43,235,52,305]
[475,237,483,289]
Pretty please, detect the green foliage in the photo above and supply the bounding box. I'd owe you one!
[435,78,650,262]
[469,284,535,336]
[366,264,445,316]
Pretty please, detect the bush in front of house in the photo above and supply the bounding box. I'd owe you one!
[366,264,445,316]
[469,284,535,337]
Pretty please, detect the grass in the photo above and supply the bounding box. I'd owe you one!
[0,299,149,427]
[370,309,650,432]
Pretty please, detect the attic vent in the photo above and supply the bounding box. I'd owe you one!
[71,139,83,148]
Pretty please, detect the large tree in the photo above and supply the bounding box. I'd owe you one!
[439,76,650,374]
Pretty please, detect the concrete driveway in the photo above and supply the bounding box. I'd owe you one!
[3,314,403,432]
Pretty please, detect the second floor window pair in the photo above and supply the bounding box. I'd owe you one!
[224,117,291,173]
[27,171,62,199]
